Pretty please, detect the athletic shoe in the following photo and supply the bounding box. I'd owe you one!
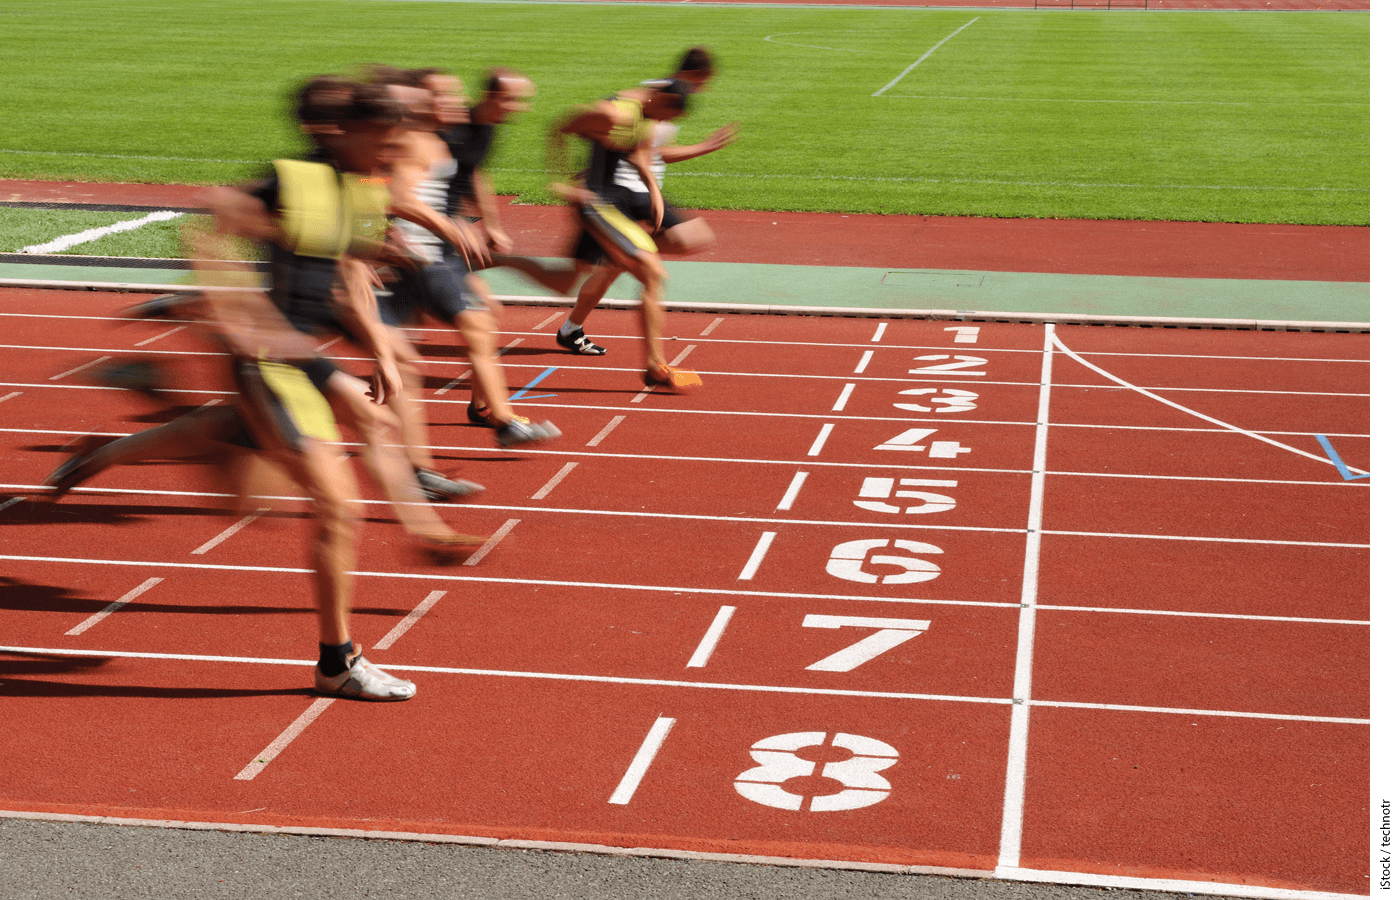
[644,365,703,391]
[93,359,169,397]
[466,403,493,426]
[417,532,487,564]
[557,328,607,356]
[314,654,416,701]
[415,467,485,503]
[44,436,112,500]
[496,417,561,449]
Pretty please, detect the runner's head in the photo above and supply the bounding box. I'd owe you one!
[674,47,715,91]
[473,67,535,125]
[642,78,691,121]
[366,65,438,130]
[325,81,409,174]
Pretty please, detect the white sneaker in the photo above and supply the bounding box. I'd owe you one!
[314,655,416,701]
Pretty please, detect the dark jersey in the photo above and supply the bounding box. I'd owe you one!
[582,97,647,199]
[440,122,497,215]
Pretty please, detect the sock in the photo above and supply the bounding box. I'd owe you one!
[558,320,582,338]
[317,640,356,677]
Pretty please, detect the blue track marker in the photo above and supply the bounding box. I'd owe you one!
[1314,434,1369,481]
[508,366,558,401]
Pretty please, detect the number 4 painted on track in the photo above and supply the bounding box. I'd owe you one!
[802,614,931,672]
[875,428,971,459]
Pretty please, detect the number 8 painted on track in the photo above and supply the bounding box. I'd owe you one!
[734,732,898,812]
[826,538,942,584]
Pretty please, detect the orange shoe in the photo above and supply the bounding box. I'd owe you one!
[643,365,702,391]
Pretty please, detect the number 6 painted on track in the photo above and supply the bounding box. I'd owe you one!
[826,539,942,584]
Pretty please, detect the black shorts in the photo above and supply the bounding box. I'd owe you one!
[571,195,662,266]
[232,358,341,451]
[379,250,487,327]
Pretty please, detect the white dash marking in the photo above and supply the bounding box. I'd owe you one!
[832,383,856,412]
[738,532,777,581]
[608,716,676,804]
[687,606,736,668]
[532,462,578,500]
[669,344,697,367]
[630,386,655,404]
[872,17,980,97]
[66,577,164,636]
[532,311,564,330]
[134,326,185,347]
[700,317,724,336]
[234,697,335,781]
[464,518,520,566]
[21,210,185,254]
[498,337,524,356]
[0,391,23,404]
[373,590,447,650]
[854,350,874,374]
[0,497,24,513]
[807,423,835,457]
[191,508,268,555]
[315,337,341,353]
[870,323,887,343]
[50,356,112,381]
[434,369,473,396]
[776,471,808,511]
[586,416,626,447]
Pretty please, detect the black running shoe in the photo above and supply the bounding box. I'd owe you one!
[556,328,606,356]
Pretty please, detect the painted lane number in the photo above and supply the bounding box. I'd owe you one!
[855,477,956,514]
[826,538,942,584]
[909,355,987,376]
[735,732,899,812]
[802,614,930,672]
[893,388,978,414]
[873,429,971,459]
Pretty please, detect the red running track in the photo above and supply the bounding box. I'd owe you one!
[0,288,1368,896]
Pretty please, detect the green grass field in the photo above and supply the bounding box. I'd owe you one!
[0,0,1368,225]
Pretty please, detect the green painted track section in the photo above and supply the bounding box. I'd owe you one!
[0,259,1369,324]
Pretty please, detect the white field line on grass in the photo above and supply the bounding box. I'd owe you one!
[20,211,185,255]
[872,17,980,97]
[0,643,1368,727]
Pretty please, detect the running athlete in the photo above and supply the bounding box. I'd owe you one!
[46,78,449,701]
[547,80,700,389]
[555,48,738,357]
[375,66,559,445]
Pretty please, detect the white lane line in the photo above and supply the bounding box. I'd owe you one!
[0,553,1364,608]
[134,326,185,347]
[807,423,835,457]
[1,645,1367,725]
[586,415,626,447]
[532,311,564,330]
[854,350,874,374]
[738,531,777,581]
[0,391,22,404]
[1040,604,1366,627]
[433,368,472,395]
[776,471,808,511]
[20,210,185,254]
[315,337,341,353]
[234,697,336,781]
[608,716,677,805]
[700,317,724,336]
[464,518,520,567]
[687,606,736,668]
[65,576,163,636]
[872,17,980,97]
[832,383,856,412]
[374,590,448,650]
[997,322,1056,871]
[532,462,578,500]
[870,323,887,343]
[49,356,112,381]
[191,508,268,555]
[1052,333,1369,477]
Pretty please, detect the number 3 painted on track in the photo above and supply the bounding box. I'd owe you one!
[734,732,898,812]
[826,538,942,584]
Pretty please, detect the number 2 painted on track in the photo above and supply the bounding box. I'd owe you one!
[802,614,930,672]
[909,355,987,376]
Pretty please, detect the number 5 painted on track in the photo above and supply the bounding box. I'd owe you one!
[826,538,942,584]
[802,614,931,672]
[855,477,957,514]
